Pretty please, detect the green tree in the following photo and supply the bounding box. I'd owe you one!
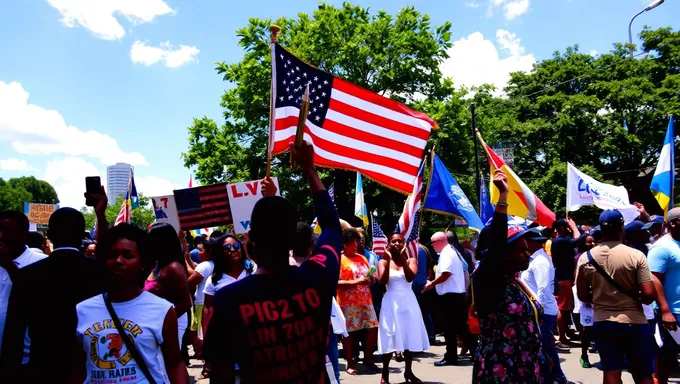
[80,194,157,234]
[7,176,59,204]
[183,2,452,225]
[0,179,32,212]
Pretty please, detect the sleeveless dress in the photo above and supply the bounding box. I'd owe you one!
[377,268,430,354]
[473,277,545,383]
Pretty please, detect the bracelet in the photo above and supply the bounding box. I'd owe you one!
[496,202,509,207]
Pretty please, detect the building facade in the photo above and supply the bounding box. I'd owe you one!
[106,163,132,205]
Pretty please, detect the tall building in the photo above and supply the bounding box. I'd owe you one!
[106,163,132,205]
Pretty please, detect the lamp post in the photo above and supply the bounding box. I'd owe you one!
[628,0,664,58]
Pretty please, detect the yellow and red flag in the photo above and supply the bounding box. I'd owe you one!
[477,131,555,227]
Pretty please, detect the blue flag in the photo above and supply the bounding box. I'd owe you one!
[650,116,675,216]
[424,153,484,231]
[479,174,495,225]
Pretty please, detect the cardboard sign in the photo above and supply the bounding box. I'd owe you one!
[23,203,58,225]
[227,178,280,234]
[151,195,181,232]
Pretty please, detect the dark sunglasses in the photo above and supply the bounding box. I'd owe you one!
[223,243,241,252]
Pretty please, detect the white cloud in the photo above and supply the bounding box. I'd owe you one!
[0,158,37,171]
[135,175,182,198]
[440,29,536,95]
[130,41,200,68]
[47,0,175,40]
[589,49,599,56]
[487,0,531,20]
[43,157,101,208]
[464,1,481,8]
[0,81,147,166]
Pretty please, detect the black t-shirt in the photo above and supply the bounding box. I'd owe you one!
[552,236,577,282]
[204,190,341,383]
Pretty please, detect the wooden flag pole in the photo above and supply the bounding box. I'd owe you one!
[418,144,436,234]
[291,84,310,169]
[266,24,281,178]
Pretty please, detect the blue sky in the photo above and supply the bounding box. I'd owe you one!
[1,0,678,208]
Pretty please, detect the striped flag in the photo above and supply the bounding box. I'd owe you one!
[173,183,231,230]
[477,131,555,226]
[270,43,437,194]
[371,216,388,258]
[114,169,138,226]
[398,161,425,259]
[650,116,675,217]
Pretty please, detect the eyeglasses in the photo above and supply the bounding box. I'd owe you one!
[223,243,241,252]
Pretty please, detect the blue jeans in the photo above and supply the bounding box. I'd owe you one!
[594,321,655,377]
[412,282,435,340]
[326,331,340,383]
[541,314,567,383]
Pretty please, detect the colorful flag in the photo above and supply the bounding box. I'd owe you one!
[479,174,495,225]
[354,173,369,227]
[650,116,675,217]
[477,131,555,226]
[423,153,484,232]
[174,183,231,230]
[313,183,334,235]
[270,43,437,194]
[371,215,388,258]
[398,161,425,259]
[114,169,138,226]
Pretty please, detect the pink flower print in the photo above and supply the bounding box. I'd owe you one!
[503,345,513,355]
[527,321,534,333]
[534,362,540,376]
[521,351,530,362]
[508,302,523,314]
[493,364,507,381]
[518,368,526,377]
[502,326,516,339]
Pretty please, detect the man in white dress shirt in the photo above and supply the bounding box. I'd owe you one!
[423,232,476,366]
[520,228,569,384]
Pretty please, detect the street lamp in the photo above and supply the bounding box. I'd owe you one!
[628,0,664,58]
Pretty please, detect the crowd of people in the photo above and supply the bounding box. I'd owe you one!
[0,142,678,384]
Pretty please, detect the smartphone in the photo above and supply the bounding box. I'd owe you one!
[85,176,101,207]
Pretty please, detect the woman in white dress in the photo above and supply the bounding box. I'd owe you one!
[377,233,430,384]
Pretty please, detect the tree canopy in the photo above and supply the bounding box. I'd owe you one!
[0,176,59,212]
[79,194,156,232]
[183,1,680,231]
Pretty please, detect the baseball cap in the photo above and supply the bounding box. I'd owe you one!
[523,228,549,242]
[668,208,680,222]
[642,215,664,230]
[624,220,645,234]
[507,225,527,243]
[599,209,624,228]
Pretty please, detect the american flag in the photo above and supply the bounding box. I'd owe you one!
[114,169,138,226]
[173,183,231,230]
[398,161,425,259]
[270,43,437,195]
[371,216,388,257]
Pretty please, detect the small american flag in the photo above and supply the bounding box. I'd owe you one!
[371,216,388,257]
[173,183,231,230]
[270,43,437,194]
[398,161,425,259]
[114,169,138,226]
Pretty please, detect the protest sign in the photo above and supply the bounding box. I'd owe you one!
[227,178,280,234]
[151,195,181,232]
[566,163,639,223]
[23,203,58,225]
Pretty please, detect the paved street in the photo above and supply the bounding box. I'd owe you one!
[186,336,680,383]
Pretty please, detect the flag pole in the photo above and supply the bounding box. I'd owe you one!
[266,24,281,178]
[470,104,481,212]
[418,145,436,232]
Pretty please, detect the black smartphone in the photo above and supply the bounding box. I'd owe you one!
[85,176,101,207]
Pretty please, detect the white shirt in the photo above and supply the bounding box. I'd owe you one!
[0,246,47,360]
[76,291,173,383]
[436,245,466,295]
[203,269,248,297]
[193,261,214,305]
[520,249,559,316]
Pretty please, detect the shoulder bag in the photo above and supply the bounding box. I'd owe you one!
[103,292,157,384]
[586,250,639,301]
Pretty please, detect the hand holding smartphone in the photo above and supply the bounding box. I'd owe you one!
[85,176,101,207]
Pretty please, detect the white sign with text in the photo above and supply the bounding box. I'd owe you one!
[227,178,280,234]
[151,195,181,232]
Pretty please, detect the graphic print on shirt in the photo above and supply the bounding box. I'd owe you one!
[83,319,143,380]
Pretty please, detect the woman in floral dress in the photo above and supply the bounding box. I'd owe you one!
[471,170,546,383]
[337,228,379,375]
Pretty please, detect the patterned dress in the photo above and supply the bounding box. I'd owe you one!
[337,254,379,332]
[473,277,545,383]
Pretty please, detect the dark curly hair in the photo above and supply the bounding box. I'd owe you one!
[342,228,361,245]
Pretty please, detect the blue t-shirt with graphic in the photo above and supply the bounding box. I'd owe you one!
[648,235,680,315]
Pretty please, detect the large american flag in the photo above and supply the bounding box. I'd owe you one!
[371,216,388,258]
[398,162,425,259]
[173,183,231,230]
[270,43,437,195]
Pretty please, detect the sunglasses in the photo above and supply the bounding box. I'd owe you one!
[223,243,241,252]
